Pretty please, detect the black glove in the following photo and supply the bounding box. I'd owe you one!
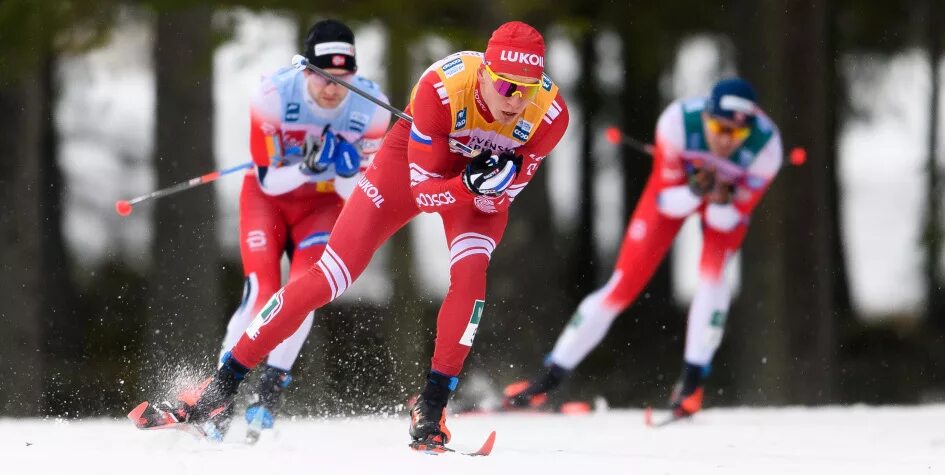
[462,150,523,196]
[708,182,735,204]
[686,166,716,197]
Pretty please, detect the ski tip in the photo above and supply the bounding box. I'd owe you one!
[643,406,653,427]
[559,401,592,415]
[128,401,150,427]
[473,430,497,456]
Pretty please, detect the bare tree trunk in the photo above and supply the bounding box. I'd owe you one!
[731,0,838,405]
[572,31,599,298]
[924,0,945,332]
[609,20,683,404]
[782,0,838,404]
[921,0,945,388]
[38,50,82,415]
[0,64,47,417]
[145,6,222,380]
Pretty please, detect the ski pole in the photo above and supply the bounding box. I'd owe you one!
[114,161,253,217]
[290,54,476,156]
[604,126,809,166]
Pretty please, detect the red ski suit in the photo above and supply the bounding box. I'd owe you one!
[231,52,569,376]
[600,99,782,311]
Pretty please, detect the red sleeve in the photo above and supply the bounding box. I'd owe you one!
[248,79,283,169]
[406,72,477,213]
[249,111,274,168]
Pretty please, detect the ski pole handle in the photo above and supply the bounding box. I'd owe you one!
[115,161,253,217]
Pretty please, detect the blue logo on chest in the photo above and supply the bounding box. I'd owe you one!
[512,119,533,142]
[285,103,300,122]
[349,111,369,133]
[455,108,467,130]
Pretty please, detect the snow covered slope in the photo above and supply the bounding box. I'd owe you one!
[3,406,942,474]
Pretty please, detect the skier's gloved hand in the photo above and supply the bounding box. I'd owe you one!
[686,165,717,197]
[302,125,337,174]
[707,181,735,205]
[462,150,522,196]
[332,136,361,178]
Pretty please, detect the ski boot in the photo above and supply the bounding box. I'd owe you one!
[669,362,709,418]
[177,353,249,439]
[244,365,292,444]
[502,364,568,410]
[409,371,457,452]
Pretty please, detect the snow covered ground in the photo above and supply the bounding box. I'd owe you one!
[3,405,942,474]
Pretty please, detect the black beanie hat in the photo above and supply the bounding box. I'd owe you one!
[303,19,357,72]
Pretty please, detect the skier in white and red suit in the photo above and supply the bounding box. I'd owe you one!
[504,78,783,420]
[212,19,391,437]
[178,21,569,449]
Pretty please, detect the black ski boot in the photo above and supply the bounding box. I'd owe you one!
[186,353,250,440]
[502,364,568,410]
[409,371,458,451]
[669,362,708,418]
[244,365,292,443]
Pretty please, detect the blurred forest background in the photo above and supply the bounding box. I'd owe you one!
[1,0,945,418]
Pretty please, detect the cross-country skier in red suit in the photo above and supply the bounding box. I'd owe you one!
[504,78,783,421]
[143,21,569,450]
[210,20,390,440]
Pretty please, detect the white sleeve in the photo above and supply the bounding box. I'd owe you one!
[704,203,742,231]
[746,115,783,186]
[257,165,310,196]
[654,100,688,159]
[657,184,702,218]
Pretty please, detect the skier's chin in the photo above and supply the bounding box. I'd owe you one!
[495,110,521,124]
[319,96,342,108]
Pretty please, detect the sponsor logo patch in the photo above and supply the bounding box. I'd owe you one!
[512,119,533,142]
[245,289,285,339]
[416,191,456,208]
[455,108,467,130]
[246,230,267,250]
[687,133,702,150]
[499,50,544,67]
[314,41,355,56]
[746,175,765,190]
[738,149,754,166]
[285,103,300,122]
[459,300,485,346]
[357,175,385,208]
[541,74,552,91]
[441,57,465,78]
[281,130,306,156]
[473,195,499,214]
[349,111,369,133]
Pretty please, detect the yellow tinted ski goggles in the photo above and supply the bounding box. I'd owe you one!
[483,64,540,99]
[705,117,751,141]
